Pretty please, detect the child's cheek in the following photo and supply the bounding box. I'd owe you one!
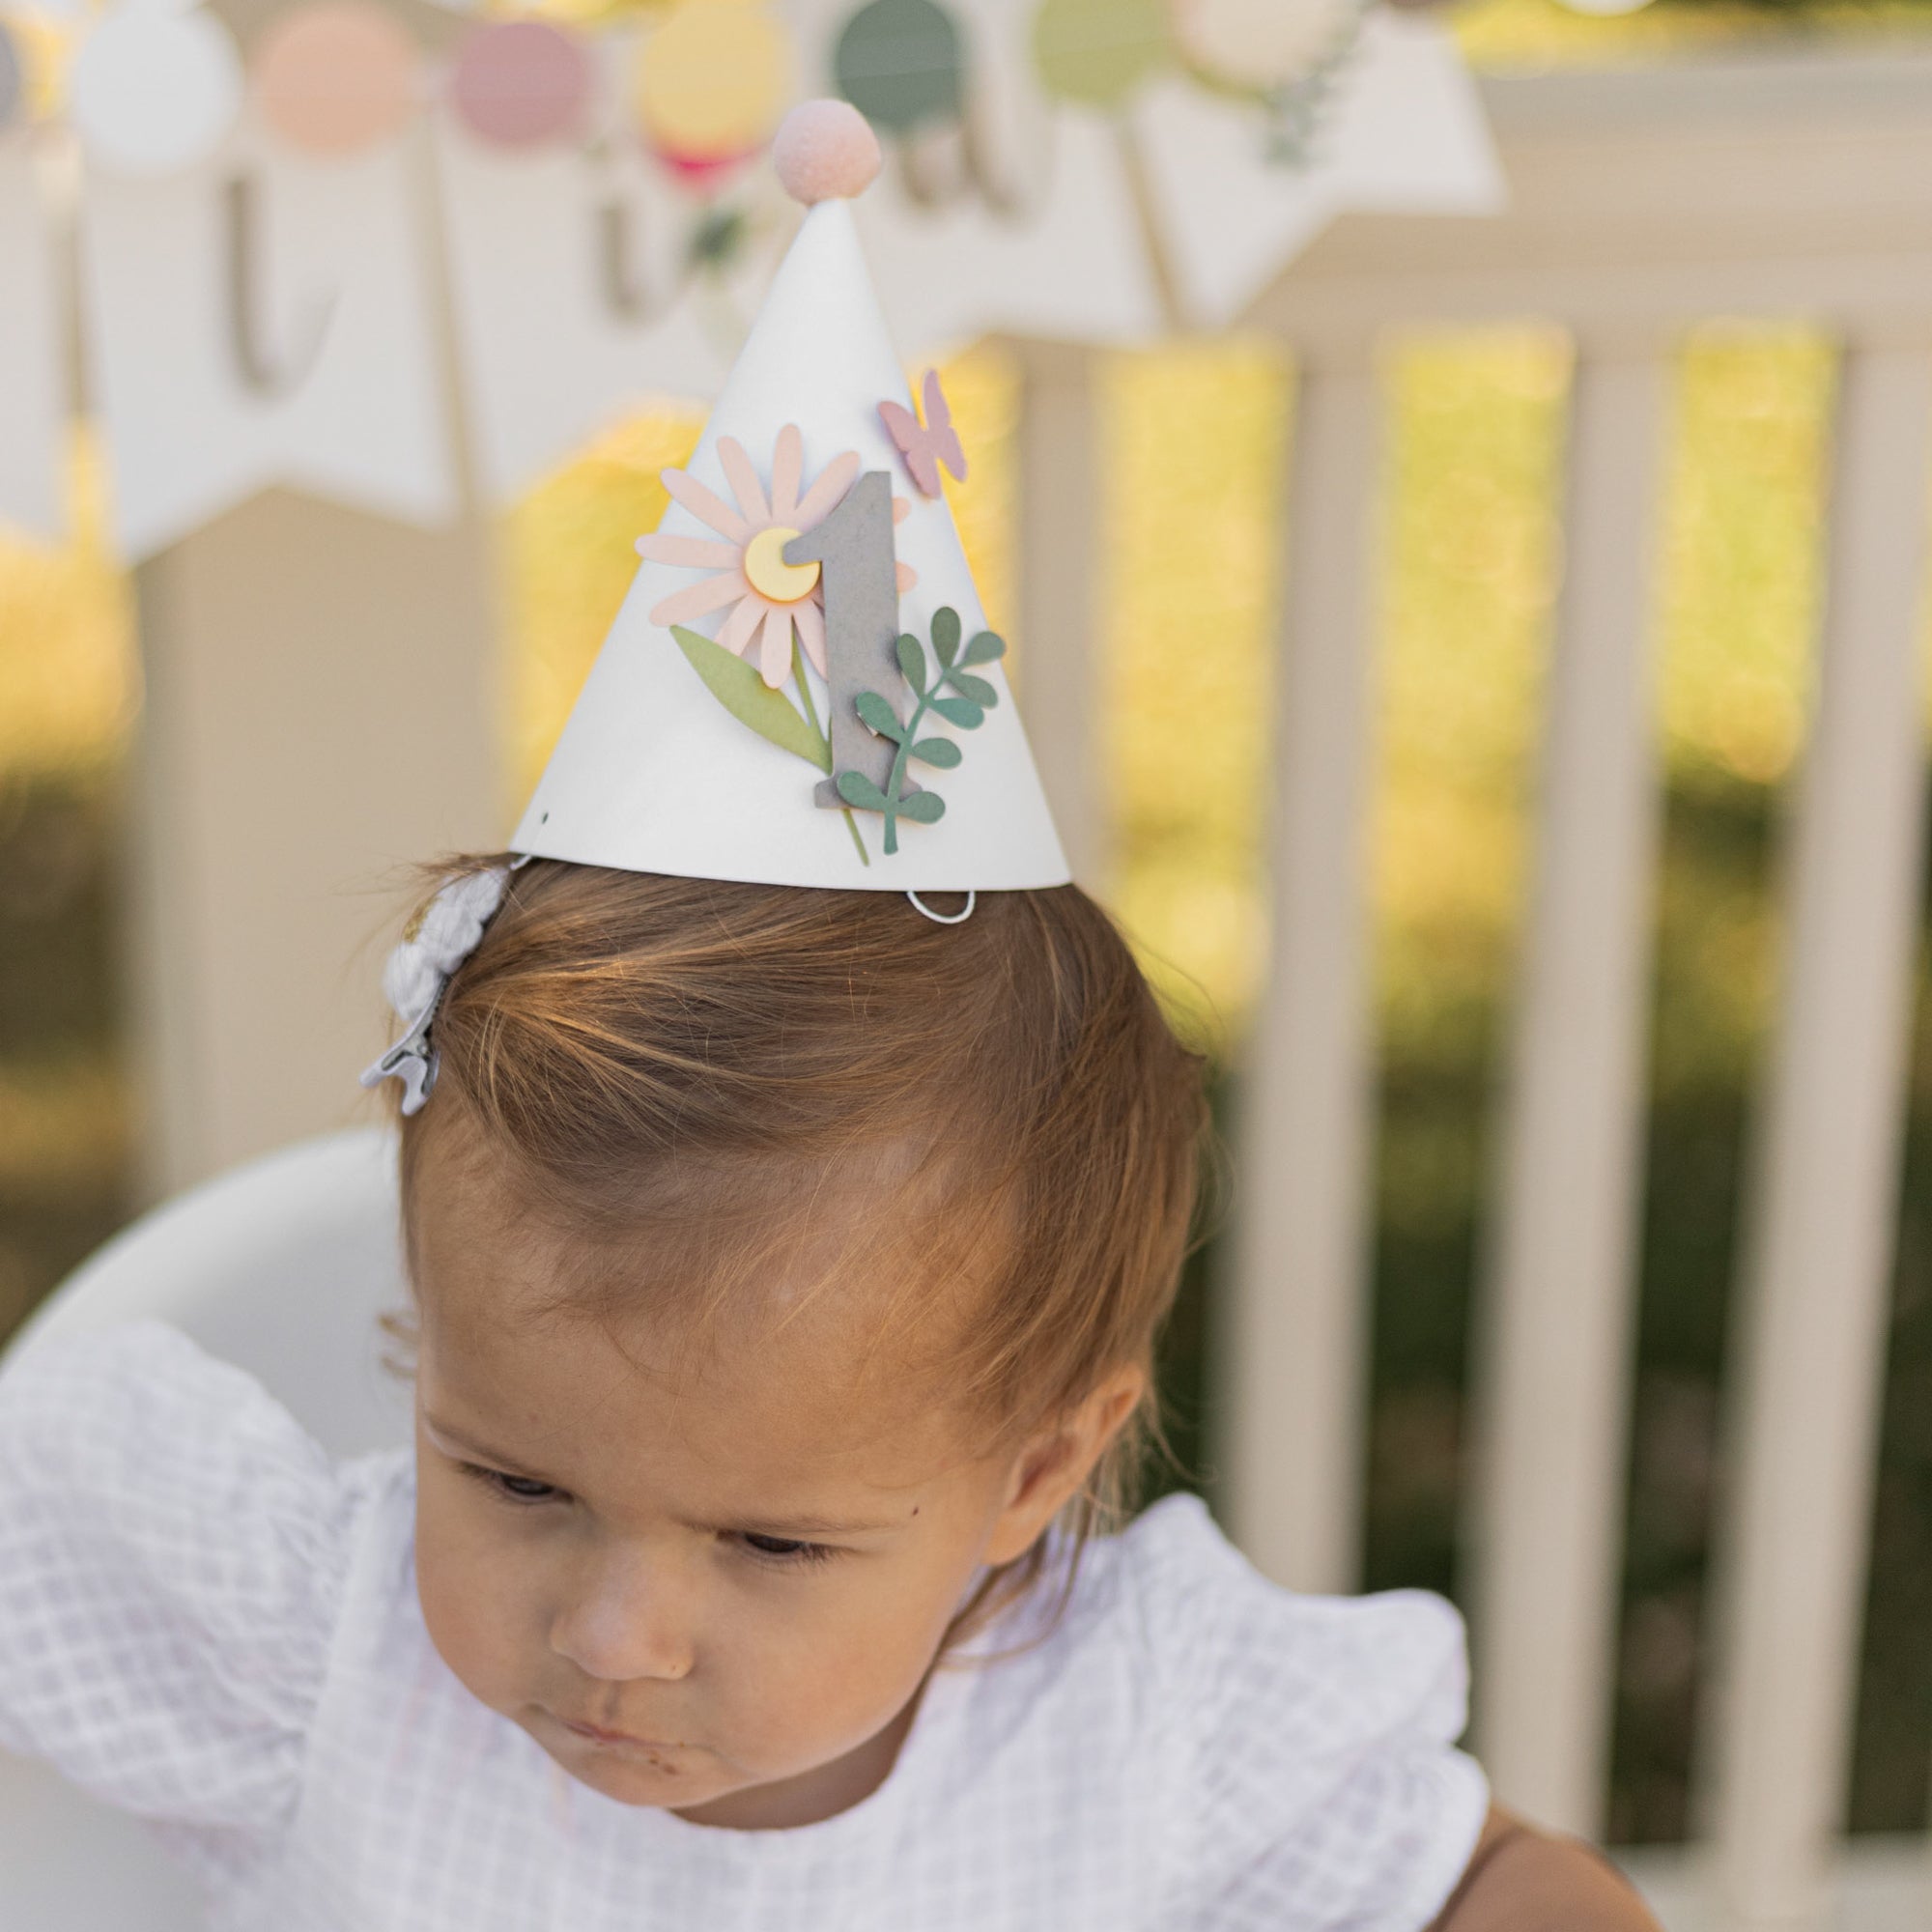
[413,1484,539,1717]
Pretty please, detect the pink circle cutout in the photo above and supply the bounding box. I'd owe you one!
[451,21,592,150]
[254,2,416,159]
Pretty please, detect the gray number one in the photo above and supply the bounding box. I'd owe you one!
[784,472,920,811]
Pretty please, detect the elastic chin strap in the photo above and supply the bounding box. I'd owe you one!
[906,890,977,925]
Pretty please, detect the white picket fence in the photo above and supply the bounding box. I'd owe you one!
[1007,45,1932,1932]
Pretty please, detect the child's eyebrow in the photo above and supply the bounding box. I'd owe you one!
[421,1413,908,1537]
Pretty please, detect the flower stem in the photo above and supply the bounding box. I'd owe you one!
[794,641,868,867]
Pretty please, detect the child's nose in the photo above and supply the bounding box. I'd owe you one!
[549,1544,696,1683]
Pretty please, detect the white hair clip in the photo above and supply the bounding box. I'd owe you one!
[359,860,525,1115]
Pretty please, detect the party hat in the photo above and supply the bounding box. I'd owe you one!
[510,102,1069,894]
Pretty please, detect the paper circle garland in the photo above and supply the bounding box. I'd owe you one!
[451,20,593,149]
[835,0,962,135]
[772,98,881,204]
[634,0,790,175]
[1033,0,1167,110]
[71,1,244,176]
[0,22,21,135]
[254,1,416,159]
[1172,0,1359,92]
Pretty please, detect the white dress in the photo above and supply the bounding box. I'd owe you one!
[0,1321,1489,1931]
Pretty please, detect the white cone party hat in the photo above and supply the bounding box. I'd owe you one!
[510,103,1068,894]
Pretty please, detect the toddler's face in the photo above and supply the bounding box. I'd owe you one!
[406,1120,1132,1831]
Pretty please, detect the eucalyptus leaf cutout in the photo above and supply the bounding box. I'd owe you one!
[831,608,1008,856]
[855,691,907,743]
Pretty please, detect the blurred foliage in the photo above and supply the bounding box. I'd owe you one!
[1457,0,1932,63]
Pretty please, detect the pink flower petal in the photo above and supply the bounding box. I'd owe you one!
[662,468,751,543]
[758,606,793,689]
[635,533,743,569]
[719,592,766,659]
[718,437,771,526]
[792,597,827,678]
[651,571,749,627]
[893,495,910,525]
[770,425,803,523]
[793,450,861,527]
[896,561,917,592]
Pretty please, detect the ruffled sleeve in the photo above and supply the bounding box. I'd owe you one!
[0,1319,355,1841]
[1131,1495,1491,1931]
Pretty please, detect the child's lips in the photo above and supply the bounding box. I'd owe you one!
[560,1716,686,1751]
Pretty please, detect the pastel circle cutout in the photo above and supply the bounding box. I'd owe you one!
[835,0,962,134]
[451,20,592,149]
[1034,0,1166,109]
[71,2,244,176]
[1173,0,1356,90]
[634,1,790,168]
[255,1,417,159]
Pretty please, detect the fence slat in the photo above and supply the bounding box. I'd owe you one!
[1469,343,1665,1838]
[1709,343,1932,1932]
[1221,354,1383,1594]
[1012,340,1106,890]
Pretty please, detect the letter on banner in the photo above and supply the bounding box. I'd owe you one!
[0,142,63,541]
[79,124,456,560]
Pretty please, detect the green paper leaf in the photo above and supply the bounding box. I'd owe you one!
[930,695,984,730]
[838,769,890,813]
[671,625,830,772]
[960,629,1007,666]
[931,607,962,665]
[855,690,906,743]
[897,790,947,825]
[948,670,997,708]
[895,633,928,692]
[910,736,962,769]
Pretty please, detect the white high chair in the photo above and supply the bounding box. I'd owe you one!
[0,1127,414,1931]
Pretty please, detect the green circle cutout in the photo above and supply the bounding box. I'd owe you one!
[1034,0,1169,110]
[835,0,964,134]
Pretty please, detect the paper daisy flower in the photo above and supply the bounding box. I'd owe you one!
[639,425,917,689]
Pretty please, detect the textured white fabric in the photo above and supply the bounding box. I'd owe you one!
[0,1321,1490,1931]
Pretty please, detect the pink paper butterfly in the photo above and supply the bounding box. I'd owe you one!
[879,369,968,499]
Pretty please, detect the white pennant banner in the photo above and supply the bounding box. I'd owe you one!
[0,140,64,541]
[1134,14,1505,329]
[435,116,766,504]
[79,119,455,559]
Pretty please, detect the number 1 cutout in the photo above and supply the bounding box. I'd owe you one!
[784,471,920,813]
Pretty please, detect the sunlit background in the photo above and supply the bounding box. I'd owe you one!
[4,0,1931,1854]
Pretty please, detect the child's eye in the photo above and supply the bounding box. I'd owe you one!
[738,1532,837,1567]
[459,1462,563,1507]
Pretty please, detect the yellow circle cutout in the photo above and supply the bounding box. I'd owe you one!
[634,0,790,162]
[744,526,819,604]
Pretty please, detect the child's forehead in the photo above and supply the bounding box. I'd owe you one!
[417,1259,979,1492]
[406,1091,1002,1384]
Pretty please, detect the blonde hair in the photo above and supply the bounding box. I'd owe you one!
[380,856,1211,1647]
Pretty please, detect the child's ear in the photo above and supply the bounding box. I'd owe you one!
[980,1365,1147,1566]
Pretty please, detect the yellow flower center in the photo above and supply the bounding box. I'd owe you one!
[743,526,820,605]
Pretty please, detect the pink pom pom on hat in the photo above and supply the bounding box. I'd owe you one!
[772,99,881,205]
